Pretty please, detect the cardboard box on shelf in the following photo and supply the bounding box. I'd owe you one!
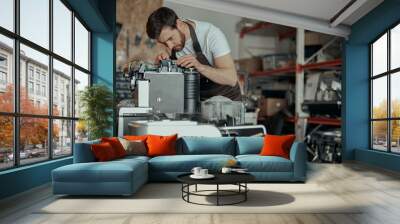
[258,97,287,117]
[305,32,322,46]
[261,53,295,71]
[305,32,332,46]
[235,57,262,73]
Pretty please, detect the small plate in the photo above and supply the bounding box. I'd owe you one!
[190,174,215,179]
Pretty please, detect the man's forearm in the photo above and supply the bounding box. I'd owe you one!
[197,64,238,86]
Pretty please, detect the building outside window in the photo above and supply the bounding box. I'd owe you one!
[35,70,40,81]
[0,54,7,67]
[0,71,6,84]
[35,83,40,95]
[42,85,46,97]
[0,54,7,89]
[28,66,34,80]
[41,73,46,83]
[54,89,58,104]
[28,81,34,94]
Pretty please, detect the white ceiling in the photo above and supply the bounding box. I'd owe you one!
[224,0,352,23]
[165,0,384,37]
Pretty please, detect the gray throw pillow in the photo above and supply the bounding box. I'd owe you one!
[118,137,147,156]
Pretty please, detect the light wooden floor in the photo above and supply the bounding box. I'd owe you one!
[1,162,400,224]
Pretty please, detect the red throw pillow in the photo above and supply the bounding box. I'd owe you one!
[259,134,296,159]
[101,137,127,158]
[91,142,117,161]
[146,134,177,157]
[124,135,148,141]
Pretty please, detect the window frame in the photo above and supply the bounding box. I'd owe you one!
[0,0,92,171]
[370,20,400,154]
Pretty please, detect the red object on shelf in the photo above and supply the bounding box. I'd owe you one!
[250,59,342,77]
[240,22,272,38]
[302,59,342,70]
[286,117,341,126]
[278,29,296,41]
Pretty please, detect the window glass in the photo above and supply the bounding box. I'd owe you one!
[53,119,72,157]
[75,120,88,143]
[0,0,14,31]
[53,0,72,60]
[53,59,72,117]
[20,44,49,115]
[20,0,49,49]
[74,69,89,118]
[0,116,14,170]
[391,24,400,70]
[0,35,14,113]
[74,18,89,70]
[391,72,400,118]
[20,117,49,165]
[391,120,400,153]
[372,121,388,151]
[372,76,387,119]
[372,33,387,76]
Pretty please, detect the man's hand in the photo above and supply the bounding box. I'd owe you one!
[156,52,170,63]
[176,55,205,72]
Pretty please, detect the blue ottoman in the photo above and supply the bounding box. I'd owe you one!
[52,156,148,196]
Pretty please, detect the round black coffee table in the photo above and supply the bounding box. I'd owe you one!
[177,173,255,206]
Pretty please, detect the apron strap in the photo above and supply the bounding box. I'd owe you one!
[186,22,204,58]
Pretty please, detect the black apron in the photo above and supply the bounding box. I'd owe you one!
[171,22,242,101]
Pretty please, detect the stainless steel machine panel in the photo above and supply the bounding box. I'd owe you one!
[144,72,185,113]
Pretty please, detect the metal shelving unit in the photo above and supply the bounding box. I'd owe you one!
[286,116,341,126]
[250,59,342,77]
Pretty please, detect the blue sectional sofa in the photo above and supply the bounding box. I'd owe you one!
[52,137,307,196]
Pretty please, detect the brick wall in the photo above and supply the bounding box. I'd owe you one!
[116,0,168,71]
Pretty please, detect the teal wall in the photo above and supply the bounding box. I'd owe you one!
[91,0,116,136]
[344,0,400,171]
[0,0,116,200]
[0,158,72,199]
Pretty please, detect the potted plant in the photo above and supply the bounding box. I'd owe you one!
[79,84,114,140]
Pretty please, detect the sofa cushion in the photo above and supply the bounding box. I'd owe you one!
[147,134,177,157]
[178,137,235,155]
[260,134,296,159]
[124,135,148,141]
[53,158,147,183]
[236,155,293,172]
[148,154,235,172]
[235,137,264,155]
[115,155,150,163]
[101,137,127,158]
[91,142,118,162]
[119,138,147,156]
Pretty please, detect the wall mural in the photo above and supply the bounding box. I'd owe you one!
[116,0,167,102]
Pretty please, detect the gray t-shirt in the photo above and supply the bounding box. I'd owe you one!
[175,19,231,66]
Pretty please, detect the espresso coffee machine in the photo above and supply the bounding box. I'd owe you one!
[117,60,205,137]
[130,60,200,115]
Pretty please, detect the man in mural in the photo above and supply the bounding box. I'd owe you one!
[146,7,241,101]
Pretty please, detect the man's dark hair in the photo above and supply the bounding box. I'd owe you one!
[146,7,179,39]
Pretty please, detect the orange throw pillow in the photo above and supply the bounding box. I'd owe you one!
[101,137,127,158]
[146,134,177,157]
[91,142,117,161]
[259,134,296,159]
[124,135,148,141]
